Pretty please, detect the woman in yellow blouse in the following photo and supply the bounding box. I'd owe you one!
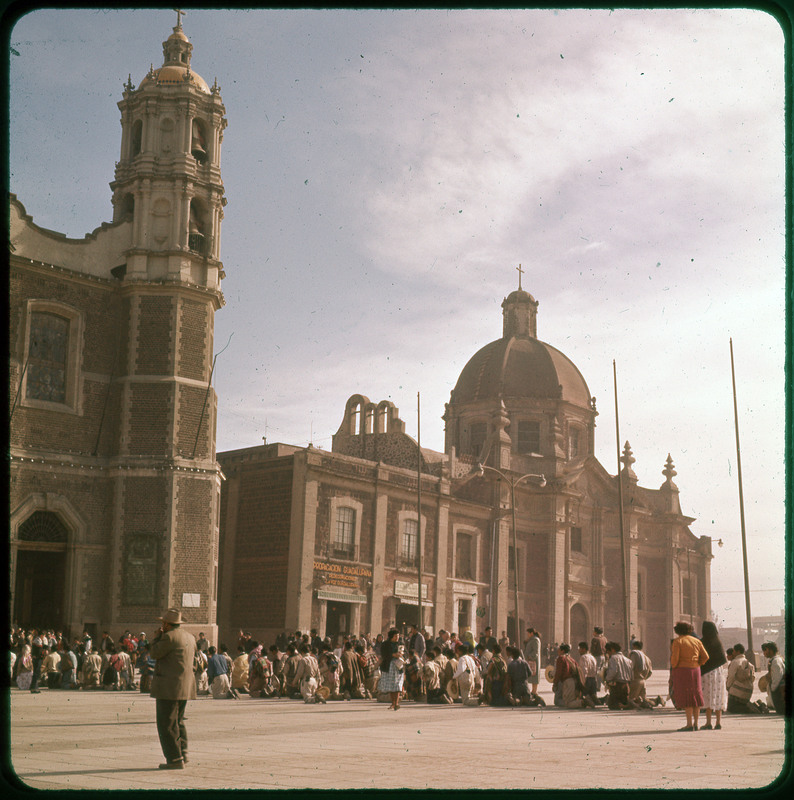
[670,621,709,730]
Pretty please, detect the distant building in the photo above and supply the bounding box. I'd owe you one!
[9,19,226,641]
[719,610,786,662]
[218,285,714,665]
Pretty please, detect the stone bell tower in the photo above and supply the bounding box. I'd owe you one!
[106,13,227,639]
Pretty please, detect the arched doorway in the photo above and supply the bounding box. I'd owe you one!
[570,602,589,647]
[13,511,68,631]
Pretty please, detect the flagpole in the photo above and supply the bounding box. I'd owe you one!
[417,391,423,632]
[730,338,754,657]
[613,360,631,649]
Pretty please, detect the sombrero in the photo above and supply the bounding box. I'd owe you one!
[446,680,460,699]
[758,674,769,692]
[545,665,555,683]
[316,685,331,701]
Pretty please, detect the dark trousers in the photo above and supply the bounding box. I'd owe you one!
[155,699,188,763]
[607,682,629,709]
[30,659,42,691]
[770,686,786,716]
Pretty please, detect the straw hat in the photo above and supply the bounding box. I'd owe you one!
[158,608,183,625]
[316,685,331,701]
[446,680,460,699]
[758,674,769,692]
[545,665,555,683]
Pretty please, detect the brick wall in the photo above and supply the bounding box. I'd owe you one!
[222,460,293,629]
[177,383,212,459]
[135,295,173,375]
[127,383,171,455]
[172,475,215,617]
[178,299,209,381]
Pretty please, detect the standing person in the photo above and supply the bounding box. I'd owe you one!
[591,627,607,690]
[523,628,542,703]
[407,624,426,662]
[670,621,709,731]
[340,640,364,699]
[761,642,786,715]
[149,608,196,770]
[29,631,44,694]
[700,621,728,729]
[378,628,405,710]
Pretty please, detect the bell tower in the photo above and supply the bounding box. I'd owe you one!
[106,14,227,640]
[111,11,227,289]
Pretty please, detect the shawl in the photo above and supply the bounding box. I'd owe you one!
[700,621,727,676]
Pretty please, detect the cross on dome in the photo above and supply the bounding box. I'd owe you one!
[174,8,186,29]
[516,263,524,291]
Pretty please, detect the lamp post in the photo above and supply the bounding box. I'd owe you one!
[475,463,546,643]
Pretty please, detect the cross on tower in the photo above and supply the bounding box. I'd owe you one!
[516,263,524,291]
[174,8,186,29]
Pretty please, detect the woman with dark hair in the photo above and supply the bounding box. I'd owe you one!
[378,629,405,710]
[670,621,709,731]
[700,620,728,729]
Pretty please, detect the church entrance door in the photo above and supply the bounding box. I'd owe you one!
[14,549,66,632]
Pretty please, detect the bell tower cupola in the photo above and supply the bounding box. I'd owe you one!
[501,264,538,339]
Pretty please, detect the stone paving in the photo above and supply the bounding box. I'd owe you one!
[6,671,789,791]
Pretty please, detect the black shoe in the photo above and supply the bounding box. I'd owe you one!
[158,761,184,770]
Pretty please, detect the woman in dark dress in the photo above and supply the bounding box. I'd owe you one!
[378,629,405,710]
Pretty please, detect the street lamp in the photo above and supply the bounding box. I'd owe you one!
[474,463,546,643]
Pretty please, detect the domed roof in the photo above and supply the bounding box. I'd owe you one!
[138,20,209,94]
[451,336,592,408]
[139,65,210,93]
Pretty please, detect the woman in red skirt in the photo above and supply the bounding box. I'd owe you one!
[670,621,709,731]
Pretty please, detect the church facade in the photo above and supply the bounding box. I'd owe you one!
[8,19,226,642]
[217,287,713,666]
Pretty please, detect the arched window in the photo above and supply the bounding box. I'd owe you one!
[188,199,207,255]
[468,421,487,457]
[191,119,208,163]
[18,511,68,543]
[131,119,143,157]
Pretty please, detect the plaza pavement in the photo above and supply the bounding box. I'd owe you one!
[5,670,789,792]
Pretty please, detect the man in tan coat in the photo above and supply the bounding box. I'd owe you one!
[150,608,196,769]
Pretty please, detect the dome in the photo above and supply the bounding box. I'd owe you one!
[451,336,592,409]
[139,65,210,93]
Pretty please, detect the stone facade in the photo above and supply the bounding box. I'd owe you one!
[9,19,226,643]
[218,291,713,667]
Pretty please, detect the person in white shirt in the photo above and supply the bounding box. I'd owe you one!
[453,644,480,705]
[761,642,786,716]
[604,642,634,709]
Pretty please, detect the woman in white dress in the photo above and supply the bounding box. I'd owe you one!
[700,620,728,729]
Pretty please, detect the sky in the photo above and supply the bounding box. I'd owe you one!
[6,7,788,629]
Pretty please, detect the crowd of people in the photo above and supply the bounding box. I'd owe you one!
[9,621,786,723]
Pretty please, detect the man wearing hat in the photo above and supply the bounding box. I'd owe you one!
[150,608,196,769]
